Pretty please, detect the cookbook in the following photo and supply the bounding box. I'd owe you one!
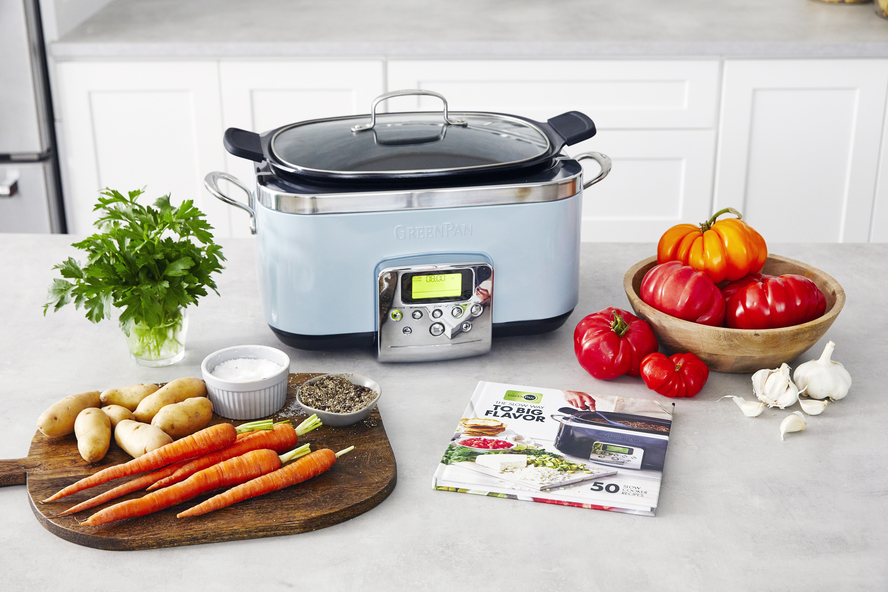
[432,381,675,516]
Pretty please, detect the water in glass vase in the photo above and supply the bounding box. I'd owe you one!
[125,309,189,367]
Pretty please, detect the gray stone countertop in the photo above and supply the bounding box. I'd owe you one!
[1,234,886,591]
[52,0,888,59]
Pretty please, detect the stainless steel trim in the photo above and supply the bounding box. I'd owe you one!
[203,171,256,234]
[351,89,468,132]
[254,160,586,215]
[269,111,551,177]
[576,152,612,189]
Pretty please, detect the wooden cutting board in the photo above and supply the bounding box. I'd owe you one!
[0,373,397,551]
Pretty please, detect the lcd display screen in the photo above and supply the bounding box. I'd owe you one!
[411,273,463,299]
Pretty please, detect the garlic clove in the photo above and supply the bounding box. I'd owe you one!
[752,363,801,409]
[779,411,807,441]
[798,397,828,416]
[793,341,852,402]
[719,395,765,417]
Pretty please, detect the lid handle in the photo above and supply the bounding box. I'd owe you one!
[351,89,468,133]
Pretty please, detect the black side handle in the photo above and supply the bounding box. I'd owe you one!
[547,111,597,146]
[223,128,265,162]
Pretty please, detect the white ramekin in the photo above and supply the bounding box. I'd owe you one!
[201,345,290,420]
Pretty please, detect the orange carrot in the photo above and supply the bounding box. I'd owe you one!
[43,423,238,503]
[52,459,191,517]
[147,416,320,491]
[177,446,353,519]
[82,445,310,526]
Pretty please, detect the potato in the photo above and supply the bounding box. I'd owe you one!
[100,404,134,429]
[74,408,112,463]
[133,377,207,423]
[151,397,214,440]
[37,391,101,438]
[100,382,160,412]
[114,419,173,459]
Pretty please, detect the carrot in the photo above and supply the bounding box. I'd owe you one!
[82,444,311,526]
[42,423,239,503]
[177,446,353,519]
[147,415,320,491]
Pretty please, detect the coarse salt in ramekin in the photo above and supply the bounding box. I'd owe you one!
[201,345,290,420]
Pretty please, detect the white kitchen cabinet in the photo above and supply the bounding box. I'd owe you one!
[715,59,888,243]
[218,60,385,237]
[872,95,888,243]
[387,59,721,242]
[55,61,227,236]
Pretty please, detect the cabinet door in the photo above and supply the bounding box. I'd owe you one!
[55,61,227,236]
[873,95,888,243]
[219,61,385,237]
[387,59,720,242]
[716,59,888,243]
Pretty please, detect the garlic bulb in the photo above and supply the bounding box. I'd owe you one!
[793,341,851,401]
[752,363,802,409]
[798,397,828,416]
[719,395,765,417]
[779,411,807,441]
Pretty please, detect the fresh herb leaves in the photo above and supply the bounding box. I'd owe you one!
[44,188,225,339]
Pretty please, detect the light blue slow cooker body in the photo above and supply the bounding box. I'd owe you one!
[254,192,583,339]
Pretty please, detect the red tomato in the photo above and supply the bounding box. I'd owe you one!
[573,307,659,380]
[639,261,725,326]
[722,273,826,329]
[639,352,709,398]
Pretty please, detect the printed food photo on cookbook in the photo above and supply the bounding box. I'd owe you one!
[433,381,674,516]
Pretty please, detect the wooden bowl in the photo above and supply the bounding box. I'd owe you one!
[623,254,845,374]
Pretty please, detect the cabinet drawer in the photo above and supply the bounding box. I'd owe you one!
[386,60,720,129]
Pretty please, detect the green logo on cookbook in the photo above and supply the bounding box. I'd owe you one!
[503,390,542,404]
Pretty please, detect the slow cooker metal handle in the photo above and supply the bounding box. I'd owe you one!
[575,152,612,190]
[203,172,256,234]
[351,89,468,133]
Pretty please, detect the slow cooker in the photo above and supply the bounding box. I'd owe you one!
[205,90,611,362]
[552,408,671,471]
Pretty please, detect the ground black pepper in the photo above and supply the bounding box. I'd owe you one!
[299,375,377,413]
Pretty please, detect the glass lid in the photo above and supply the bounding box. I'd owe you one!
[268,91,552,177]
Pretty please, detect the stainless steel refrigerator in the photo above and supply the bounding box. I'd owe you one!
[0,0,66,233]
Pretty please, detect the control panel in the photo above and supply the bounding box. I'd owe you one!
[589,441,644,470]
[377,262,492,362]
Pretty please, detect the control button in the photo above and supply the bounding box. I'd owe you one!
[402,326,412,335]
[461,321,473,333]
[429,322,445,337]
[390,310,402,321]
[470,303,483,317]
[431,309,443,319]
[451,305,464,318]
[411,310,423,320]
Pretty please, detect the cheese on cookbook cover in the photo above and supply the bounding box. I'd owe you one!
[432,380,675,517]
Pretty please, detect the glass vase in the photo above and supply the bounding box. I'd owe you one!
[124,308,189,367]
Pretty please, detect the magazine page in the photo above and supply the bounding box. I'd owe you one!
[432,381,674,516]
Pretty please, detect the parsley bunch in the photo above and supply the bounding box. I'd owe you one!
[44,188,225,357]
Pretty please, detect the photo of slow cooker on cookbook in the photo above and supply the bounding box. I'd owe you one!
[205,89,611,362]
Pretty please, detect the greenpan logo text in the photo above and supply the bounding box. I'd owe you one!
[394,222,473,240]
[504,390,543,404]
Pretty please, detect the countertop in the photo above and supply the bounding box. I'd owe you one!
[51,0,888,59]
[1,235,886,591]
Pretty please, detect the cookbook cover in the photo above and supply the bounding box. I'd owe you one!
[432,381,675,516]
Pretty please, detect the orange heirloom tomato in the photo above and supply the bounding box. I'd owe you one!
[657,207,768,284]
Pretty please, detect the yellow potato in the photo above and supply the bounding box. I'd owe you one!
[100,404,135,429]
[37,391,102,438]
[114,419,173,459]
[74,408,112,463]
[151,397,214,440]
[100,383,161,411]
[133,377,207,423]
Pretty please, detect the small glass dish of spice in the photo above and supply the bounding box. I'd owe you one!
[296,373,381,427]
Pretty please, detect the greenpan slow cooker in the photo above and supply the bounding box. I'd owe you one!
[205,90,611,362]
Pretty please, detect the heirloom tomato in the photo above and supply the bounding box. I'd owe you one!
[721,273,826,329]
[573,307,659,380]
[639,352,709,398]
[640,261,725,326]
[657,207,768,284]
